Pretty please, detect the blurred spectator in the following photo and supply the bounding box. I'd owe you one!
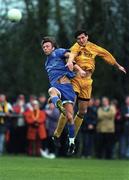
[94,98,101,109]
[38,93,47,110]
[13,94,26,126]
[81,98,97,158]
[40,103,60,159]
[45,103,60,145]
[111,99,124,159]
[46,103,60,154]
[0,94,13,155]
[7,94,27,154]
[25,95,37,111]
[24,100,47,156]
[121,96,129,159]
[96,97,116,159]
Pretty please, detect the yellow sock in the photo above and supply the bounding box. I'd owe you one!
[54,113,67,138]
[74,114,83,137]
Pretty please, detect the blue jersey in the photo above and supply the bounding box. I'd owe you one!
[45,48,75,86]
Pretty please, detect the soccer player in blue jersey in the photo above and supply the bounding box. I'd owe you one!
[41,37,82,154]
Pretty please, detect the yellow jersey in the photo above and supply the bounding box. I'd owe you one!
[70,41,116,72]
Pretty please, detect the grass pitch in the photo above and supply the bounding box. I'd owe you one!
[0,156,129,180]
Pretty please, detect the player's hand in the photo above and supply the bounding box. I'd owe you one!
[118,65,126,74]
[65,62,73,71]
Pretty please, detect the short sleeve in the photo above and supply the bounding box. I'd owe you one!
[55,48,70,58]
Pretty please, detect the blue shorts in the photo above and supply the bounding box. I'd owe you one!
[53,83,76,104]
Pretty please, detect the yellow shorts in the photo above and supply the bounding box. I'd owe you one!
[71,76,93,100]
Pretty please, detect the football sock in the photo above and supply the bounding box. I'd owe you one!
[54,113,67,138]
[51,96,60,107]
[74,114,83,137]
[68,124,75,138]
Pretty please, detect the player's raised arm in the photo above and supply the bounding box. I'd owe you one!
[65,51,86,76]
[95,44,126,74]
[65,52,77,71]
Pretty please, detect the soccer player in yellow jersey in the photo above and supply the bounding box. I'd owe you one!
[53,29,126,144]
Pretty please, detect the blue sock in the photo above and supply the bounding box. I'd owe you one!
[68,124,75,138]
[51,96,60,106]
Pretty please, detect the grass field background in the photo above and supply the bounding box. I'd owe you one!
[0,156,129,180]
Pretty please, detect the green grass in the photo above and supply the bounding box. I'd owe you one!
[0,156,129,180]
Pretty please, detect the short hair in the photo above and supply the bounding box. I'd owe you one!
[41,36,58,48]
[74,30,88,39]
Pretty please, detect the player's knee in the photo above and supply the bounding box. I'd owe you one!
[66,112,74,123]
[48,87,61,98]
[77,109,87,118]
[48,87,57,96]
[77,113,84,119]
[48,87,53,94]
[79,107,87,115]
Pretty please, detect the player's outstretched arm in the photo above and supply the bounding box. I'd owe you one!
[95,44,126,74]
[65,52,77,71]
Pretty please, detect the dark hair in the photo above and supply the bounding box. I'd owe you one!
[41,36,58,48]
[74,30,88,39]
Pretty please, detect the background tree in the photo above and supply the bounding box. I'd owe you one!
[0,0,128,101]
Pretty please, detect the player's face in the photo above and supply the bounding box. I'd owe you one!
[42,42,55,55]
[76,33,88,46]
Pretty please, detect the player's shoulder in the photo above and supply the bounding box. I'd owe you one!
[70,42,80,51]
[88,41,104,49]
[55,48,68,53]
[87,41,99,48]
[71,42,79,48]
[54,48,64,52]
[54,48,70,56]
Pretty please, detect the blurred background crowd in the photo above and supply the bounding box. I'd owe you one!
[0,93,129,160]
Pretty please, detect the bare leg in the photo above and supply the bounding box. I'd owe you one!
[48,87,65,115]
[64,103,75,154]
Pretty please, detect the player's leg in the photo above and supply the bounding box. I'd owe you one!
[64,102,75,154]
[50,86,67,146]
[53,82,76,140]
[54,113,67,138]
[74,100,89,137]
[53,83,76,152]
[53,97,88,141]
[73,78,92,137]
[53,95,77,138]
[52,78,78,139]
[48,87,65,115]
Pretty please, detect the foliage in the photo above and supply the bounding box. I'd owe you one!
[0,0,128,100]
